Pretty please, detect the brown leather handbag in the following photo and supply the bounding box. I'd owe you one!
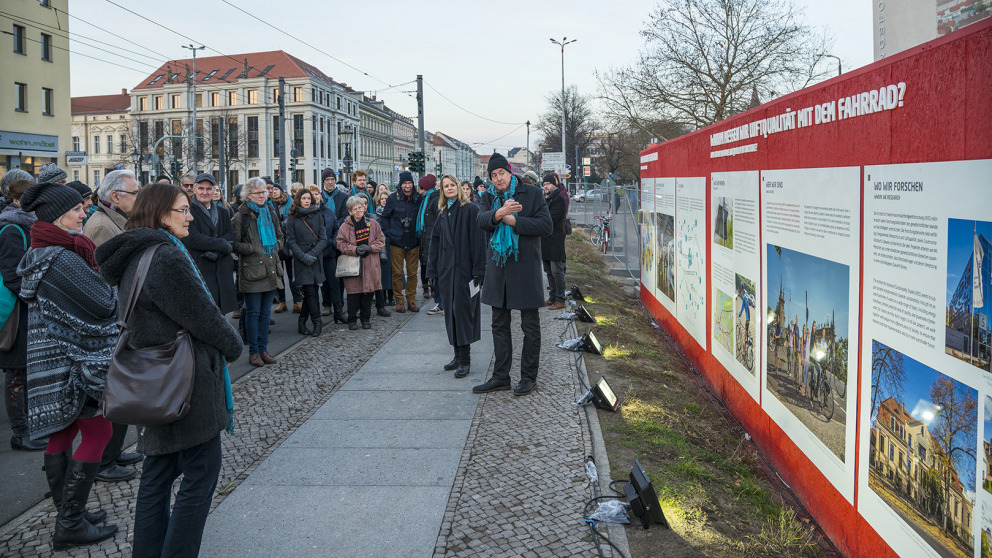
[102,244,196,426]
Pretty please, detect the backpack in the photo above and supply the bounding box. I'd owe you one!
[0,224,28,327]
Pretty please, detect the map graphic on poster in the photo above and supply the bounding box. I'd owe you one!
[640,179,656,296]
[859,159,992,558]
[710,171,760,401]
[760,167,860,503]
[654,178,676,313]
[676,177,707,349]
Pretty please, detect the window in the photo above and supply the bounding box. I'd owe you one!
[120,134,127,153]
[195,93,202,108]
[293,86,303,103]
[154,121,165,156]
[154,96,163,110]
[228,90,238,106]
[139,96,147,111]
[170,94,181,109]
[247,116,259,157]
[106,135,113,154]
[337,97,341,109]
[890,417,895,430]
[42,88,53,115]
[211,92,219,107]
[248,169,259,178]
[72,136,79,151]
[227,118,238,158]
[273,115,280,159]
[41,33,52,61]
[271,88,279,104]
[293,114,304,157]
[15,82,27,111]
[73,170,79,181]
[13,24,25,54]
[139,121,149,153]
[93,135,100,154]
[202,69,218,82]
[228,170,238,189]
[210,118,219,158]
[888,443,894,461]
[93,170,100,185]
[247,90,257,105]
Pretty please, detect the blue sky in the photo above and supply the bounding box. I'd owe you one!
[766,245,850,338]
[946,218,991,305]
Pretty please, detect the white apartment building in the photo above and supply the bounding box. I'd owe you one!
[70,90,131,187]
[358,96,394,187]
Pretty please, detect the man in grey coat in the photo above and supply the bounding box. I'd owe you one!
[472,153,552,396]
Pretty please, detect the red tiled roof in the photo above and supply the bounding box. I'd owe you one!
[71,92,130,114]
[480,155,491,163]
[131,50,342,91]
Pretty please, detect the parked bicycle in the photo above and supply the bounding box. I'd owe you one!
[589,214,612,253]
[736,317,754,371]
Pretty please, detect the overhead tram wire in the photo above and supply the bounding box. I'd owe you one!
[53,6,173,60]
[469,123,528,149]
[423,80,525,126]
[4,32,147,74]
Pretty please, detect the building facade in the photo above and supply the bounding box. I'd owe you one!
[358,95,394,187]
[388,108,415,187]
[1,0,71,177]
[70,90,132,187]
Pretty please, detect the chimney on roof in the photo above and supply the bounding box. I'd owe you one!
[371,95,376,101]
[121,88,127,95]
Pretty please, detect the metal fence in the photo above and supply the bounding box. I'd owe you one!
[566,180,640,279]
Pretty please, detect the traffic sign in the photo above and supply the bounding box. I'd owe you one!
[542,151,565,171]
[560,172,571,178]
[583,166,591,177]
[582,157,591,166]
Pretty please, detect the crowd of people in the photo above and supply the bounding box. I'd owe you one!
[0,153,571,555]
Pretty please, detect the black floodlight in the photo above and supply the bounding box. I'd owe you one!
[569,284,587,302]
[591,376,621,411]
[627,459,668,529]
[575,302,596,323]
[580,330,603,355]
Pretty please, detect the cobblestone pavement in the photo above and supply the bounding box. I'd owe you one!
[0,311,412,557]
[433,311,622,558]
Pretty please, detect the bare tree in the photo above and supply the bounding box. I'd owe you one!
[535,86,598,178]
[930,375,977,536]
[870,341,906,421]
[597,0,833,133]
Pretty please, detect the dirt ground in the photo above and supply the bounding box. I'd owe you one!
[565,232,833,557]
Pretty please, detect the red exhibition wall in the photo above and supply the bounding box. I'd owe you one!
[639,19,991,558]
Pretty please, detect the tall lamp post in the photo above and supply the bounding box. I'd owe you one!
[816,53,842,76]
[182,44,205,171]
[550,37,576,192]
[340,123,354,185]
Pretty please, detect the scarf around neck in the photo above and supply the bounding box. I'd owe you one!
[246,200,278,255]
[487,175,520,266]
[416,191,431,235]
[31,221,98,270]
[160,230,235,433]
[352,216,370,246]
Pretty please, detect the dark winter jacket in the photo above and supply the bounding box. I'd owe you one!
[428,201,487,346]
[17,246,118,439]
[96,228,243,456]
[329,187,352,223]
[0,205,34,369]
[182,200,238,314]
[380,189,423,250]
[319,200,339,258]
[477,178,553,309]
[541,186,567,262]
[418,189,441,263]
[232,203,285,293]
[285,206,328,286]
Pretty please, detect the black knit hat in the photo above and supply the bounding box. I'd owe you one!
[542,173,559,186]
[473,177,484,188]
[21,182,85,223]
[65,180,93,199]
[487,153,511,178]
[398,171,414,185]
[321,168,336,182]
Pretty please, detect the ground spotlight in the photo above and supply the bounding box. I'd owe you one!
[568,284,587,302]
[580,330,603,355]
[575,302,596,323]
[591,376,621,411]
[625,459,668,529]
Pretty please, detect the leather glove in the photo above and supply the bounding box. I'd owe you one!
[202,251,219,262]
[473,275,483,288]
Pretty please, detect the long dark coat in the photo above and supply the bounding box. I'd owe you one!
[285,206,328,286]
[336,216,385,294]
[477,178,553,309]
[232,203,285,293]
[0,209,32,370]
[96,229,242,455]
[427,201,487,347]
[183,201,238,314]
[419,189,441,264]
[541,186,567,262]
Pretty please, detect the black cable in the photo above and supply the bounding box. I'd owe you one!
[5,32,146,74]
[55,7,173,59]
[423,80,525,126]
[581,496,631,558]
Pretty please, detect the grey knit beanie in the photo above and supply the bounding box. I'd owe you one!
[21,182,84,223]
[0,169,33,196]
[38,163,68,183]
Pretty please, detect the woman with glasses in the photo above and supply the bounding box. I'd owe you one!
[95,182,242,558]
[232,178,285,367]
[336,195,385,330]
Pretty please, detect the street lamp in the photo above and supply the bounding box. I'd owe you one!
[816,53,842,76]
[340,123,354,184]
[550,36,576,191]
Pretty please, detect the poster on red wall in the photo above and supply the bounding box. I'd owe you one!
[654,178,677,312]
[676,177,708,350]
[859,159,992,558]
[710,170,761,401]
[759,166,861,503]
[640,178,657,297]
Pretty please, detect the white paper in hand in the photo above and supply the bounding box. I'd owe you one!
[469,280,481,298]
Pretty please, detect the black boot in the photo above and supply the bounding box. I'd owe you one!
[454,345,471,378]
[311,317,322,337]
[298,314,312,336]
[333,303,346,324]
[53,460,118,551]
[443,346,459,371]
[5,370,46,451]
[44,452,106,525]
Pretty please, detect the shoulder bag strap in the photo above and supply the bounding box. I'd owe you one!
[302,220,318,240]
[0,224,27,251]
[121,244,161,324]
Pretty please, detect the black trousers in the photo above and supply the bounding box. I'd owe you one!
[320,257,342,308]
[301,284,320,319]
[491,307,541,383]
[347,292,373,322]
[99,422,129,469]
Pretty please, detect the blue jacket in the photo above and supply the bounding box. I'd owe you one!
[380,190,423,249]
[320,200,339,257]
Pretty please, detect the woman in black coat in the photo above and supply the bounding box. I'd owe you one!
[0,178,43,451]
[285,189,328,336]
[95,183,243,558]
[541,173,568,309]
[427,174,487,378]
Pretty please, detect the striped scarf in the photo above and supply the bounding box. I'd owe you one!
[487,175,520,266]
[160,230,236,434]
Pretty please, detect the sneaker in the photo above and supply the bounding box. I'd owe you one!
[513,379,536,396]
[472,378,511,393]
[426,304,443,315]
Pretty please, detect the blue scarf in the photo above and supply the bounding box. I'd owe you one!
[446,198,456,209]
[160,230,236,434]
[322,191,335,214]
[416,191,431,234]
[488,175,519,266]
[247,200,278,255]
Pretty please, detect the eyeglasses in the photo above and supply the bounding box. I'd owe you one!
[171,208,191,216]
[248,190,266,197]
[114,190,138,196]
